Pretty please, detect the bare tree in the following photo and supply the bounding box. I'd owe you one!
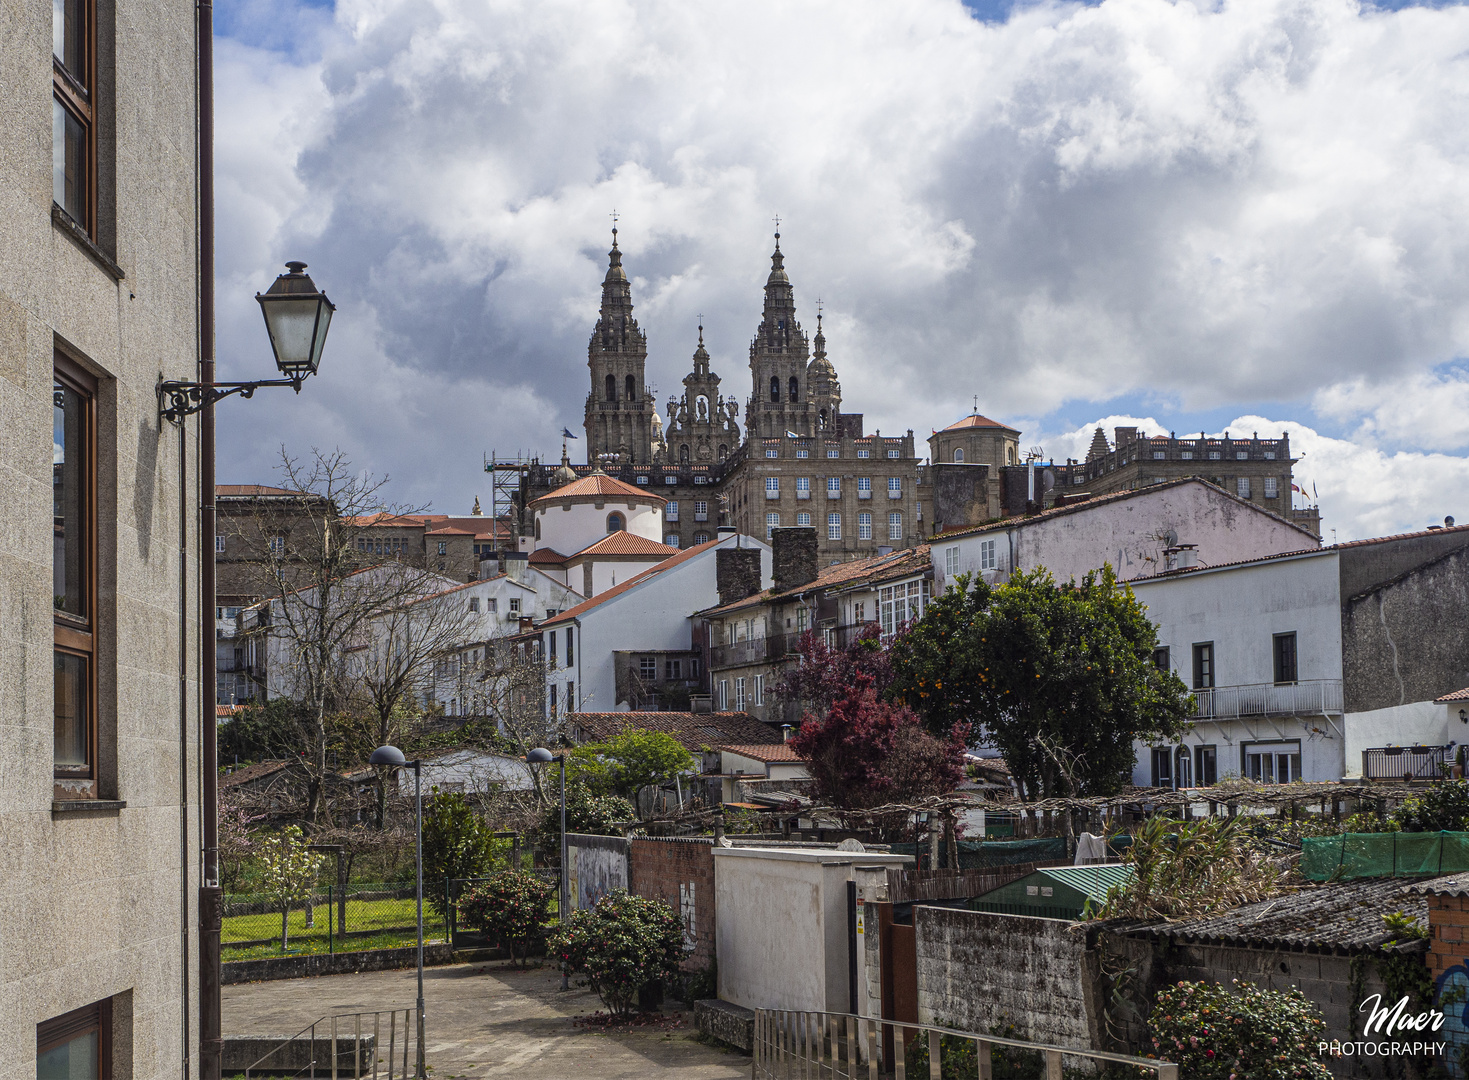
[246,447,457,822]
[467,635,559,803]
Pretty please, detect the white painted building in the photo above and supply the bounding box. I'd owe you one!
[524,468,677,597]
[395,748,535,795]
[1127,525,1469,785]
[930,479,1319,589]
[539,534,772,717]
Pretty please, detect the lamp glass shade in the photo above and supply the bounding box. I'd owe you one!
[257,262,334,379]
[369,744,407,766]
[527,748,554,764]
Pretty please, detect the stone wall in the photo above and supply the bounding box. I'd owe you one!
[630,837,716,971]
[927,463,993,534]
[716,548,763,607]
[771,527,819,592]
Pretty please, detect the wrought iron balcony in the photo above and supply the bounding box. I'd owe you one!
[1189,678,1343,720]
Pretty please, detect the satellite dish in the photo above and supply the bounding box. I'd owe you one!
[1164,528,1179,547]
[836,838,866,852]
[1042,469,1056,492]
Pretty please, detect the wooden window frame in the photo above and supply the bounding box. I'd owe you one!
[54,352,98,797]
[38,998,112,1080]
[1273,631,1298,686]
[1192,641,1214,691]
[53,0,98,238]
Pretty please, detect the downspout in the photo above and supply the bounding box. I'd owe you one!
[196,0,223,1073]
[178,414,191,1080]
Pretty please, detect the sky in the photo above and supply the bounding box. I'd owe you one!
[214,0,1469,541]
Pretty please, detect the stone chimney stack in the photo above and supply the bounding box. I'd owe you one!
[715,547,762,607]
[771,526,819,594]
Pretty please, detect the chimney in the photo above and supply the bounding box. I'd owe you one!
[1114,426,1137,448]
[771,526,819,594]
[501,551,529,582]
[716,548,762,607]
[781,724,793,743]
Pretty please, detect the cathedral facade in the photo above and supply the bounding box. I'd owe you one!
[515,229,924,563]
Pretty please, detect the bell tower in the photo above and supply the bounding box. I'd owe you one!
[666,322,741,465]
[584,223,654,464]
[747,229,814,438]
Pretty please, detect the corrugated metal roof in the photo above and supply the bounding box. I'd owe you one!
[1040,864,1135,903]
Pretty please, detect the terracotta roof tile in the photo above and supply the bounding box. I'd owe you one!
[531,472,667,507]
[571,711,781,751]
[542,538,726,626]
[570,532,679,559]
[1438,687,1469,703]
[699,545,930,617]
[528,547,568,565]
[938,414,1020,434]
[718,743,804,762]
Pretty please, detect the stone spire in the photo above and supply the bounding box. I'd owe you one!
[668,319,740,465]
[1086,427,1110,463]
[584,224,653,463]
[807,304,841,433]
[748,227,813,438]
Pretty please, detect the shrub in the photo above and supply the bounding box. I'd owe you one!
[548,890,687,1016]
[457,870,555,966]
[1390,780,1469,832]
[1095,816,1283,921]
[421,789,504,914]
[536,783,634,859]
[1147,980,1330,1080]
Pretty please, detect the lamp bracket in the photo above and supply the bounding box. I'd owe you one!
[158,376,304,423]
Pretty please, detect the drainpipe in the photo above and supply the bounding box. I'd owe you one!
[196,0,223,1074]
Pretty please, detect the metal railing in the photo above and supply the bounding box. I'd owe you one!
[1363,745,1448,781]
[1191,678,1342,719]
[244,1007,421,1079]
[752,1010,1177,1080]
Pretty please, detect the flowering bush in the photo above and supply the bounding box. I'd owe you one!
[1147,980,1330,1080]
[457,870,555,967]
[548,890,687,1016]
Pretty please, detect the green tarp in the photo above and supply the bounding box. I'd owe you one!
[891,837,1068,869]
[1301,831,1469,881]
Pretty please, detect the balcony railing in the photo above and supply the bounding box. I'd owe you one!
[709,636,791,669]
[1363,745,1448,782]
[1190,678,1342,719]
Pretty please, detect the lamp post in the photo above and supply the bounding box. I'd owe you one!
[370,744,426,1079]
[528,747,569,990]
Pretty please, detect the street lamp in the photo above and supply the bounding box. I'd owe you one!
[369,744,426,1079]
[159,261,335,421]
[528,747,569,991]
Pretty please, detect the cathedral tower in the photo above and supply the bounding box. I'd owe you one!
[666,323,741,465]
[584,227,656,464]
[806,306,842,432]
[747,231,818,438]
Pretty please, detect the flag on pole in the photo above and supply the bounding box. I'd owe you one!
[562,428,578,440]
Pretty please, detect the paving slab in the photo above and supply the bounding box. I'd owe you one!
[223,960,750,1078]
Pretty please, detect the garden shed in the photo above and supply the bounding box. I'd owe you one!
[967,864,1133,921]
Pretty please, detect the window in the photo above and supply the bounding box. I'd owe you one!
[857,512,872,540]
[269,536,285,556]
[665,658,682,680]
[796,512,810,527]
[664,475,676,485]
[638,475,650,485]
[718,679,729,709]
[639,656,656,679]
[215,533,226,554]
[54,357,96,791]
[1236,477,1250,498]
[888,512,903,541]
[549,684,558,717]
[566,680,575,711]
[753,674,765,706]
[766,447,778,458]
[665,534,680,547]
[888,476,902,498]
[827,448,839,459]
[879,580,925,637]
[508,597,521,613]
[437,540,447,555]
[945,546,960,576]
[1195,745,1218,787]
[52,0,95,235]
[1245,741,1302,784]
[857,477,871,498]
[953,448,964,462]
[796,448,810,459]
[1192,642,1214,690]
[606,374,617,401]
[487,598,497,613]
[565,628,574,666]
[1264,451,1276,460]
[789,376,800,402]
[469,596,479,613]
[766,512,780,538]
[735,677,746,710]
[1152,646,1170,672]
[979,538,997,571]
[827,513,841,540]
[1273,632,1298,685]
[1208,451,1221,460]
[1150,747,1173,789]
[765,477,780,499]
[853,600,866,623]
[887,448,899,459]
[827,477,841,498]
[857,448,870,459]
[1153,451,1165,460]
[667,500,679,521]
[694,500,708,520]
[770,376,781,402]
[549,631,557,666]
[38,999,112,1080]
[1264,477,1278,499]
[1073,474,1084,485]
[1181,450,1193,460]
[1236,450,1249,460]
[1175,746,1192,788]
[626,375,636,401]
[693,532,710,544]
[796,606,809,633]
[796,477,810,498]
[606,512,625,532]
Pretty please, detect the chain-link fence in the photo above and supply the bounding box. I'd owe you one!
[445,870,561,952]
[222,882,450,961]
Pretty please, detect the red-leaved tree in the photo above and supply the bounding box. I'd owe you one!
[788,673,966,810]
[774,624,894,715]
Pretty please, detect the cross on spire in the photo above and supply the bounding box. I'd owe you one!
[610,208,619,244]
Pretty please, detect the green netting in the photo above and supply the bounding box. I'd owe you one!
[891,837,1068,868]
[1301,831,1469,881]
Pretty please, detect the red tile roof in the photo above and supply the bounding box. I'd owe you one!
[938,413,1020,434]
[528,547,568,565]
[531,472,667,506]
[570,711,781,751]
[1438,687,1469,703]
[699,545,929,617]
[542,537,726,626]
[571,532,679,559]
[718,743,804,763]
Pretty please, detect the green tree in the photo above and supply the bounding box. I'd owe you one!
[535,782,634,862]
[568,728,696,811]
[257,825,326,952]
[548,891,688,1016]
[421,788,502,914]
[889,568,1191,798]
[457,869,555,967]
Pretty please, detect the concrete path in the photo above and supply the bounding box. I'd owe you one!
[223,960,750,1078]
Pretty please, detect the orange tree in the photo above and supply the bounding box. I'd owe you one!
[888,567,1190,799]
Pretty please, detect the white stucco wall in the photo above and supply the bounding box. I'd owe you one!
[398,749,534,794]
[535,497,663,557]
[1343,701,1453,778]
[931,481,1318,589]
[713,847,913,1013]
[1129,551,1347,784]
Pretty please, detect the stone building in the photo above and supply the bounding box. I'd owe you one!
[1,0,205,1072]
[505,230,924,564]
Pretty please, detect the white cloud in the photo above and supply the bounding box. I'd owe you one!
[214,0,1469,534]
[1313,366,1469,452]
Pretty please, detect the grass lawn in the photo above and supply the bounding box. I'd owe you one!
[222,896,447,961]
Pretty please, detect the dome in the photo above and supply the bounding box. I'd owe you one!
[553,462,577,487]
